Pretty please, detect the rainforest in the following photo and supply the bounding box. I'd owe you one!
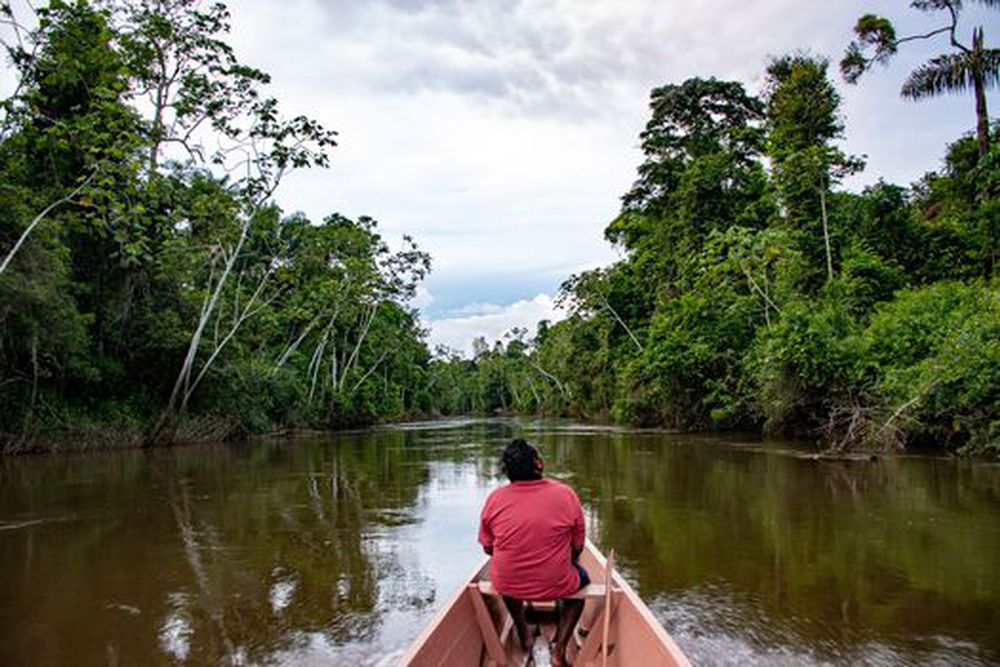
[1,0,998,456]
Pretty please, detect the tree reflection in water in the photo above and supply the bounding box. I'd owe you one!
[1,420,999,665]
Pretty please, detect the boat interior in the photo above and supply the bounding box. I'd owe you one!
[401,542,690,667]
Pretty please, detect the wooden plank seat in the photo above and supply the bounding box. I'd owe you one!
[475,580,610,600]
[468,580,620,667]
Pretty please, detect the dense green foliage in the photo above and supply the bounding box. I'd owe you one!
[2,2,997,456]
[0,1,432,451]
[430,56,1000,455]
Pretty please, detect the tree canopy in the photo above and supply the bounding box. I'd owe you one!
[429,55,1000,456]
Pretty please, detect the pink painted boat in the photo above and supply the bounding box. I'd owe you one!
[400,540,691,666]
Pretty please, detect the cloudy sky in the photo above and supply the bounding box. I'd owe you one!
[31,0,1000,353]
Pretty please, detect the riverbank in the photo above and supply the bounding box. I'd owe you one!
[0,409,450,456]
[6,406,984,461]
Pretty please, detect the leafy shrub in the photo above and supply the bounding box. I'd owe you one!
[197,361,309,436]
[745,292,863,435]
[617,292,758,428]
[861,281,1000,454]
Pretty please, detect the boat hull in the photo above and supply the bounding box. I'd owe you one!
[400,541,690,666]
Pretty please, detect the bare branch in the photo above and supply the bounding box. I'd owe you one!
[599,295,643,352]
[349,348,391,396]
[0,171,96,275]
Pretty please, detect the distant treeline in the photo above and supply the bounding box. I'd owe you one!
[1,1,997,455]
[428,5,1000,456]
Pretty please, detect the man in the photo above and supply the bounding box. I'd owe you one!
[478,439,588,666]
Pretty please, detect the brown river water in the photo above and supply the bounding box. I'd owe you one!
[1,418,999,666]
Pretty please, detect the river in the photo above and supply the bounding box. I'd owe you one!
[1,418,998,665]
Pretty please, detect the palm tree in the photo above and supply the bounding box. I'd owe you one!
[841,1,1000,157]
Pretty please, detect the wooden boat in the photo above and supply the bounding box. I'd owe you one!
[400,540,690,666]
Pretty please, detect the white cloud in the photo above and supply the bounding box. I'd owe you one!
[410,285,435,310]
[444,302,508,317]
[5,0,994,335]
[425,293,565,354]
[222,1,996,315]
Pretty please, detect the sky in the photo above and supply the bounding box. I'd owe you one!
[7,0,998,354]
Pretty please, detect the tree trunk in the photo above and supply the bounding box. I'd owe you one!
[600,296,643,351]
[338,304,378,392]
[972,28,990,158]
[148,222,250,445]
[178,266,277,418]
[820,187,834,282]
[0,173,95,275]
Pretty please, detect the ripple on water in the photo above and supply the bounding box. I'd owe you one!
[651,587,992,666]
[2,419,998,666]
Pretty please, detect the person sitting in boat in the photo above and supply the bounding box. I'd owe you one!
[478,438,588,665]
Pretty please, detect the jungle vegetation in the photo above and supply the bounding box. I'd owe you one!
[0,0,431,452]
[426,3,1000,456]
[1,0,997,454]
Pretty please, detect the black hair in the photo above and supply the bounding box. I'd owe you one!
[501,438,542,482]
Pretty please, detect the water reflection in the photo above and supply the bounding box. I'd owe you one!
[0,420,998,665]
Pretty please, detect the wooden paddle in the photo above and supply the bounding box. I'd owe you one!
[602,549,615,667]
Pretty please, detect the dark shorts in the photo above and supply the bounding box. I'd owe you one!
[502,563,591,603]
[573,562,591,592]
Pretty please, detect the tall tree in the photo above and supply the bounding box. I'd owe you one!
[608,78,770,293]
[765,54,863,287]
[619,77,766,218]
[108,0,276,173]
[0,0,149,440]
[841,0,1000,157]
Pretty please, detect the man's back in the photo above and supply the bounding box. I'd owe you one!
[478,478,585,600]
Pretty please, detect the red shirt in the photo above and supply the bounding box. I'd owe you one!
[478,478,586,600]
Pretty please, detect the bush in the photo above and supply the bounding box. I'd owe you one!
[617,292,758,428]
[861,281,1000,454]
[197,361,310,435]
[745,292,863,436]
